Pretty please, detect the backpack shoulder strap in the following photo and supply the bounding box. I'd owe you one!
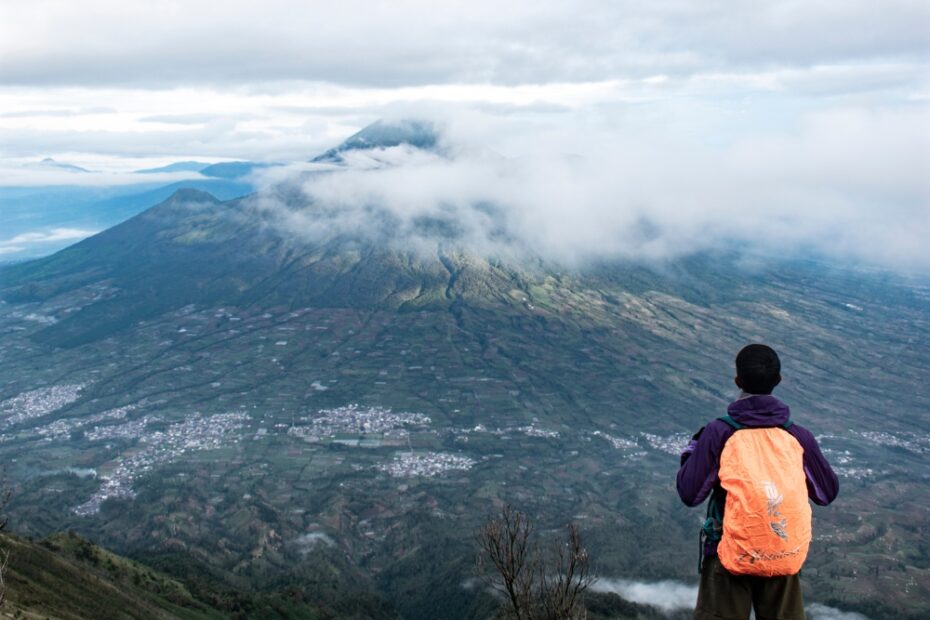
[719,414,792,431]
[718,415,745,430]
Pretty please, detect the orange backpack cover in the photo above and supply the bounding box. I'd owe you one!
[717,425,812,576]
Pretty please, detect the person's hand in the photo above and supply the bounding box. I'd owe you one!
[680,427,704,465]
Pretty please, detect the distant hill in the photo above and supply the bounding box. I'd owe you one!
[199,161,276,179]
[136,162,212,174]
[0,176,255,262]
[39,158,91,173]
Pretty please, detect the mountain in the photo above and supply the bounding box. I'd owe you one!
[137,162,212,174]
[0,176,255,262]
[39,158,91,173]
[0,123,928,619]
[311,119,440,164]
[198,161,277,179]
[135,161,277,179]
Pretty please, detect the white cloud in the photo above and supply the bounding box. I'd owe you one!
[251,106,930,271]
[591,579,872,619]
[591,578,697,613]
[0,159,213,187]
[1,1,927,87]
[806,603,872,620]
[0,2,925,272]
[0,228,97,253]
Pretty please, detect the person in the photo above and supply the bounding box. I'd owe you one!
[677,344,839,620]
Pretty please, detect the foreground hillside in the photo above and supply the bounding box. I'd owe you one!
[0,530,676,619]
[0,529,415,619]
[0,530,223,619]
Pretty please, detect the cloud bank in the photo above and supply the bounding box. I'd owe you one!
[2,1,927,87]
[591,578,697,613]
[0,2,926,272]
[591,578,871,619]
[255,108,930,271]
[0,227,97,256]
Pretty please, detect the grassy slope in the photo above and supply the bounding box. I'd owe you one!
[0,531,226,620]
[0,529,401,620]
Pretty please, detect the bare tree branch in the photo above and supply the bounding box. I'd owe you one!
[476,505,595,620]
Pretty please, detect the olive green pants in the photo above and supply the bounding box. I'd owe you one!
[694,556,805,620]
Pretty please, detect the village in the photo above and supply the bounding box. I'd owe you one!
[72,412,249,516]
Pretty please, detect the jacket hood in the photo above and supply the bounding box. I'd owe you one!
[727,394,790,427]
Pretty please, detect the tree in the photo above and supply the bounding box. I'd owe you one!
[476,505,594,620]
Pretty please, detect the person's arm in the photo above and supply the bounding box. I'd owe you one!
[677,421,729,507]
[788,425,839,505]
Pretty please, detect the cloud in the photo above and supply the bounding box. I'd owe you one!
[0,3,924,273]
[0,228,97,255]
[139,113,225,125]
[590,579,871,619]
[0,1,927,88]
[591,578,697,613]
[0,162,205,187]
[1,228,97,244]
[293,531,335,554]
[806,603,872,620]
[252,106,930,271]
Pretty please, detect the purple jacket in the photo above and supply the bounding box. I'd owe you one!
[676,394,839,556]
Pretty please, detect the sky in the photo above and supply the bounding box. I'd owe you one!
[0,0,928,268]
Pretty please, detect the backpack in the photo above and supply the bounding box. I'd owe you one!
[713,415,812,577]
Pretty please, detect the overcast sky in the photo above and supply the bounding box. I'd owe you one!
[0,1,928,269]
[1,0,927,165]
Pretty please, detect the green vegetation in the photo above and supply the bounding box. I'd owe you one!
[0,190,928,618]
[0,530,223,619]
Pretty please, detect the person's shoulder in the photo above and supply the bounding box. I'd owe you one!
[706,417,733,430]
[784,421,821,447]
[785,420,813,437]
[701,417,739,443]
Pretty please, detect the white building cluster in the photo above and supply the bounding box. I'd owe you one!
[73,412,249,516]
[85,415,159,442]
[592,430,639,450]
[855,430,929,454]
[515,425,560,439]
[451,422,560,439]
[34,404,137,442]
[640,432,690,455]
[0,383,86,427]
[287,404,431,442]
[376,451,476,478]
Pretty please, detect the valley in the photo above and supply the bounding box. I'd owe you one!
[1,227,928,617]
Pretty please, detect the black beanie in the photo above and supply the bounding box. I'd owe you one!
[736,344,781,394]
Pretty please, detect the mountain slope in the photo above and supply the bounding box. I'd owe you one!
[1,529,403,620]
[0,531,222,619]
[0,123,928,618]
